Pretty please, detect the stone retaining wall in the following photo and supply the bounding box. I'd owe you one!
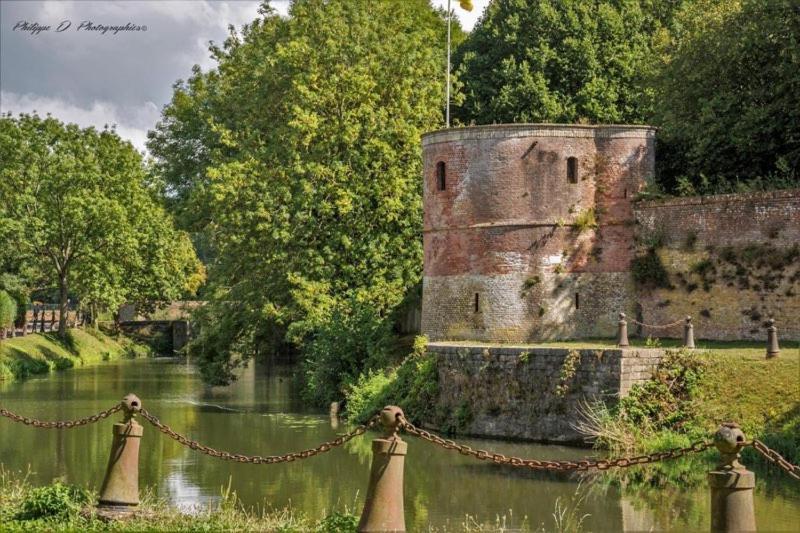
[430,343,663,443]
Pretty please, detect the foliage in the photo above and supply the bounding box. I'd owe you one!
[452,0,683,125]
[302,301,394,406]
[573,208,597,233]
[0,290,17,331]
[631,248,672,289]
[618,348,706,430]
[652,0,800,194]
[152,0,449,383]
[14,482,90,520]
[316,511,358,533]
[0,329,149,382]
[555,349,581,397]
[0,113,203,336]
[0,274,29,323]
[345,336,438,425]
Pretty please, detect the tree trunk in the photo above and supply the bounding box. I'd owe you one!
[58,275,69,338]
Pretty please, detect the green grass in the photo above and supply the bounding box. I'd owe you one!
[0,469,357,532]
[0,329,151,382]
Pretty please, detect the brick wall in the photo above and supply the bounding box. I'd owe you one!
[422,124,655,342]
[430,343,663,443]
[633,189,800,340]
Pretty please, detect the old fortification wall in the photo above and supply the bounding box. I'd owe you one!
[633,189,800,340]
[430,343,663,443]
[422,124,656,343]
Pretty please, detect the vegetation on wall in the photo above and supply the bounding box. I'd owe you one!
[631,249,672,289]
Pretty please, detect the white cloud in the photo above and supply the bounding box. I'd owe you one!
[0,91,159,153]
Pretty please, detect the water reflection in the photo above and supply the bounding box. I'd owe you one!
[1,359,798,531]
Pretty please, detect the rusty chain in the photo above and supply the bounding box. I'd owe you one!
[751,439,800,480]
[0,403,122,429]
[399,417,711,471]
[139,409,379,464]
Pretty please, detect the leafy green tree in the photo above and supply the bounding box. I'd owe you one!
[452,0,682,125]
[150,0,448,384]
[0,113,203,336]
[651,0,800,193]
[0,290,16,337]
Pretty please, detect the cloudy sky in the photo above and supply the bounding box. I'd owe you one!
[0,0,489,153]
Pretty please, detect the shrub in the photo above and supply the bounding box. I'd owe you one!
[0,290,17,331]
[316,511,358,533]
[302,301,394,406]
[346,336,437,424]
[14,482,90,520]
[573,208,597,233]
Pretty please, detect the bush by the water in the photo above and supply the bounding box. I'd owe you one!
[14,482,90,520]
[345,335,437,424]
[302,302,395,406]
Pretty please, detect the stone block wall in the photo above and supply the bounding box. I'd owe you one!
[633,189,800,340]
[430,343,663,443]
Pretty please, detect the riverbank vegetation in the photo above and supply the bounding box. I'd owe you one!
[571,343,800,466]
[0,328,150,382]
[0,114,204,337]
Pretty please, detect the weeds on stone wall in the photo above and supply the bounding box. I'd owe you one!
[631,249,672,289]
[573,208,598,233]
[555,349,581,397]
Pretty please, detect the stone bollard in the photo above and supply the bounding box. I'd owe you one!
[358,406,407,533]
[765,319,779,359]
[684,316,696,349]
[709,423,756,532]
[617,313,629,347]
[97,394,144,519]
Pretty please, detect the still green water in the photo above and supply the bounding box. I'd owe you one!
[1,358,798,531]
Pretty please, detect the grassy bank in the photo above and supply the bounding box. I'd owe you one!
[0,328,151,382]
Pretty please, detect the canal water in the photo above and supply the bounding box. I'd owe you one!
[1,358,798,531]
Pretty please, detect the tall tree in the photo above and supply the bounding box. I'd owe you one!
[148,0,448,384]
[0,113,203,336]
[452,0,682,125]
[651,0,800,193]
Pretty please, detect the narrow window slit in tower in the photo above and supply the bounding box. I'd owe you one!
[567,157,578,183]
[474,293,480,313]
[575,292,580,309]
[436,161,446,191]
[624,188,628,198]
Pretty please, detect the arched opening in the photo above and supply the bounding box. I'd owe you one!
[436,161,446,191]
[567,157,578,183]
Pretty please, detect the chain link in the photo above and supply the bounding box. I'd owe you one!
[400,418,711,471]
[751,439,800,480]
[628,317,685,330]
[0,403,122,429]
[139,409,379,464]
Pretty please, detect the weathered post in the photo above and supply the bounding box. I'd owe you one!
[684,316,696,349]
[31,306,38,334]
[39,306,45,333]
[358,406,407,533]
[97,394,144,519]
[709,423,756,532]
[49,308,56,331]
[766,319,779,358]
[617,313,629,347]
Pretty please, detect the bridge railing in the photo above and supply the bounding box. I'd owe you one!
[1,398,798,531]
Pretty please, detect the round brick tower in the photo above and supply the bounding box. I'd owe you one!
[421,124,656,342]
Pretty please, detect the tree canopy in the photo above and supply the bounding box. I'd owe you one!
[0,113,203,335]
[452,0,681,125]
[651,0,800,193]
[148,0,449,384]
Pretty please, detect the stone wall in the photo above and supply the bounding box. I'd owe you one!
[422,124,656,343]
[118,320,191,355]
[633,189,800,340]
[430,343,663,443]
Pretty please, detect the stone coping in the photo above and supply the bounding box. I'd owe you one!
[422,123,657,146]
[634,187,800,209]
[428,342,663,357]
